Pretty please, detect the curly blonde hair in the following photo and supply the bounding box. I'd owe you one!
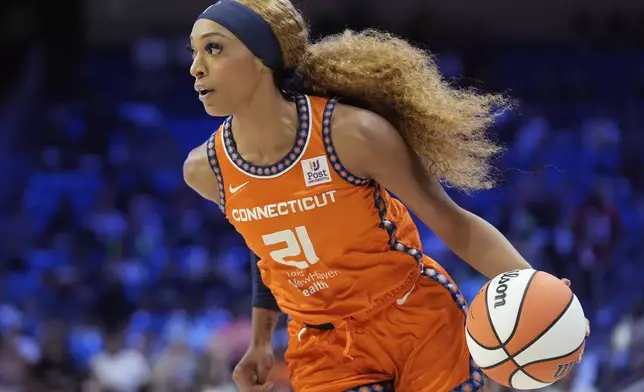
[237,0,511,191]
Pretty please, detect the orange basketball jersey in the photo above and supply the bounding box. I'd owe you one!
[207,95,437,325]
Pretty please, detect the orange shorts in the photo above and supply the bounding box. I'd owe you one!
[285,264,484,392]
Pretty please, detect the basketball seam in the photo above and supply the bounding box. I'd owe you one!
[484,279,520,387]
[480,275,578,389]
[504,270,538,348]
[518,339,585,382]
[483,281,503,349]
[471,271,537,352]
[508,367,550,387]
[477,359,507,371]
[509,341,579,388]
[479,292,577,385]
[509,294,576,359]
[466,328,501,351]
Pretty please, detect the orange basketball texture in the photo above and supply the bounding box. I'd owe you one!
[465,270,586,390]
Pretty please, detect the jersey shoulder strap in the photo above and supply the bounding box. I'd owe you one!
[305,95,370,187]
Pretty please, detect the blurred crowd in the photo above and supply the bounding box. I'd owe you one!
[1,6,644,392]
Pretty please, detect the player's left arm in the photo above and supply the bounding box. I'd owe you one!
[332,105,531,279]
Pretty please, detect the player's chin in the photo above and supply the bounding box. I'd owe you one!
[202,101,232,118]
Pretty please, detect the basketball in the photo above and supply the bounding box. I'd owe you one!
[465,269,587,390]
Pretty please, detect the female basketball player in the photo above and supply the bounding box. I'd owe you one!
[183,1,588,391]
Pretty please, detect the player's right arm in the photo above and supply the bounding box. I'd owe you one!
[183,141,222,204]
[232,309,280,392]
[184,144,279,391]
[233,252,281,391]
[249,308,280,348]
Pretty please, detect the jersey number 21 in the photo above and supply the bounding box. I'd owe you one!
[262,226,319,269]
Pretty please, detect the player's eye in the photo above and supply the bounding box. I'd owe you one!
[186,43,222,59]
[204,42,223,55]
[186,45,196,59]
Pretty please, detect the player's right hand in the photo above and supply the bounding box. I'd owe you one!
[233,345,275,392]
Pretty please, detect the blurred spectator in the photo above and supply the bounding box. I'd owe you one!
[27,320,81,392]
[151,338,197,392]
[197,341,237,392]
[624,302,644,382]
[572,190,621,308]
[0,330,28,392]
[89,331,151,392]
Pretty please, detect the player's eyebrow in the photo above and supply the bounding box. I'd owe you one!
[190,31,230,41]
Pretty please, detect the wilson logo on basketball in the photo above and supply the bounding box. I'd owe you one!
[494,270,521,308]
[553,362,576,379]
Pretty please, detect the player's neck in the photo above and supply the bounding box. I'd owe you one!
[231,85,298,149]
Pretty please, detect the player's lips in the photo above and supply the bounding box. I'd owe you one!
[194,84,215,101]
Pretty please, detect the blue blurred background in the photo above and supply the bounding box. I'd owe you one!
[1,0,643,391]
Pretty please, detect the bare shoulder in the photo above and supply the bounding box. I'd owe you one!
[331,103,396,144]
[184,140,210,173]
[183,140,222,205]
[330,103,406,178]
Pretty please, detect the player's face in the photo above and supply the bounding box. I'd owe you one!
[189,19,264,117]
